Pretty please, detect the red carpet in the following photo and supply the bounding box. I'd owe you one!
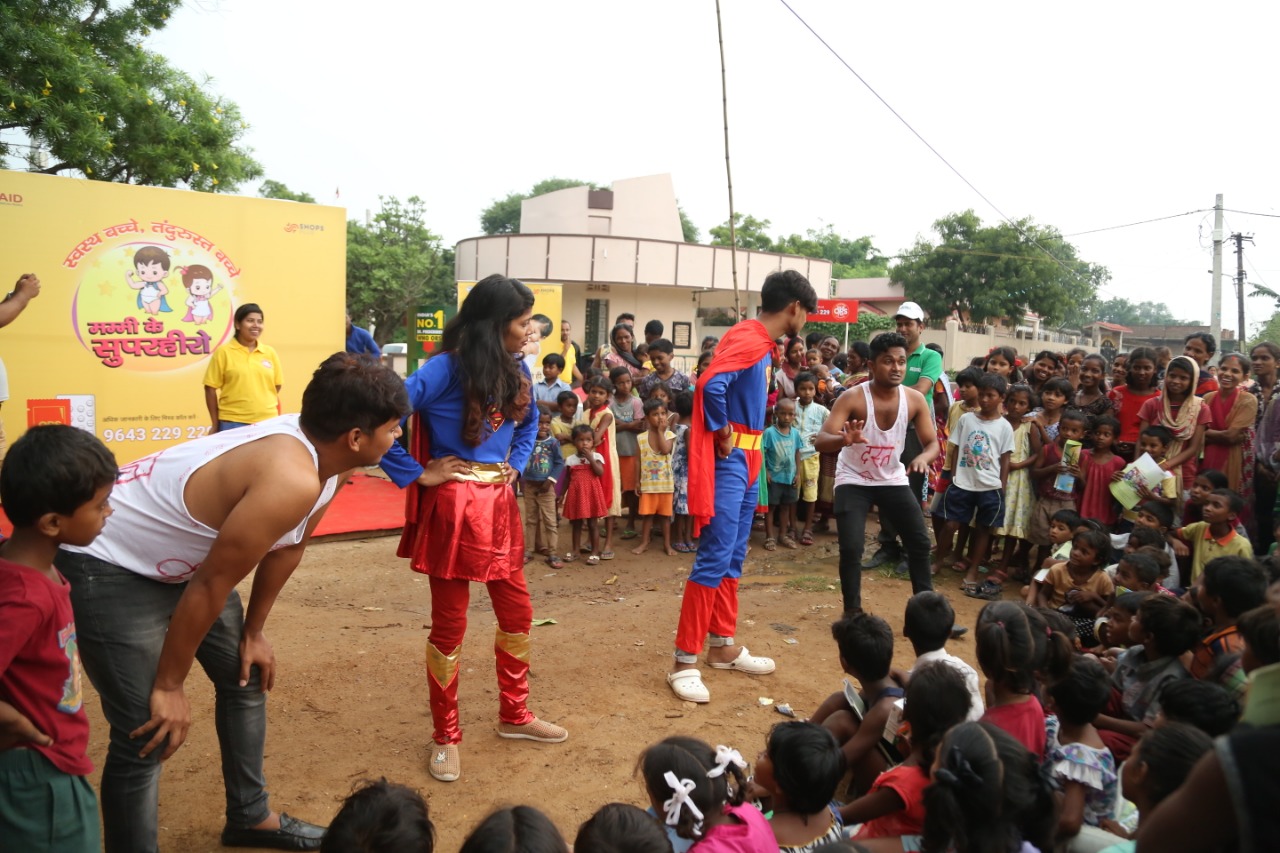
[314,471,406,538]
[0,472,404,542]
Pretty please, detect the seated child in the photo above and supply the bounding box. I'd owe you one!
[459,806,569,853]
[845,661,973,839]
[1029,528,1115,645]
[640,736,773,853]
[810,613,902,795]
[1239,603,1280,675]
[902,591,984,720]
[1110,516,1181,590]
[752,722,845,852]
[1096,595,1202,761]
[1187,554,1267,701]
[574,803,675,853]
[321,778,434,853]
[1020,507,1082,600]
[1174,488,1253,586]
[1114,550,1173,597]
[0,425,118,853]
[977,602,1072,761]
[1044,657,1119,843]
[1154,679,1239,737]
[1093,591,1153,671]
[1181,469,1230,526]
[1095,723,1214,852]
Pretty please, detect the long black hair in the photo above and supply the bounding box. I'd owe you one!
[440,274,535,446]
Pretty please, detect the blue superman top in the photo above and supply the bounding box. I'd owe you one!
[379,353,539,487]
[701,354,770,433]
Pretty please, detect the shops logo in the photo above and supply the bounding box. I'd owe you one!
[283,222,324,233]
[0,191,24,206]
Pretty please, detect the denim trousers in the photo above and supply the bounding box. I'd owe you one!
[834,482,933,612]
[55,550,270,853]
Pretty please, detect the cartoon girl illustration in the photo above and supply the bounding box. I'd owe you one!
[126,245,174,315]
[180,264,223,324]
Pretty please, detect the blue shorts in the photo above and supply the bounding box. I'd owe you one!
[940,484,1005,528]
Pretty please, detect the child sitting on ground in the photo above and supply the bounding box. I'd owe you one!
[810,613,903,795]
[0,425,118,853]
[1093,591,1153,672]
[459,806,569,853]
[901,591,984,720]
[1096,595,1202,761]
[1029,528,1115,645]
[1154,679,1240,737]
[1044,657,1119,846]
[1187,554,1267,701]
[574,803,674,853]
[752,721,845,852]
[844,661,973,838]
[1113,550,1172,597]
[321,779,434,853]
[640,736,773,853]
[1095,723,1214,852]
[1239,602,1280,675]
[976,601,1072,761]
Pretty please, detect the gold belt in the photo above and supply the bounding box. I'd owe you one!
[456,461,508,484]
[732,432,762,451]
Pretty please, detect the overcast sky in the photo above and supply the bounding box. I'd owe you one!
[152,0,1280,336]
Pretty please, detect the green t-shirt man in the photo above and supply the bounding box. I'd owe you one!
[896,301,942,393]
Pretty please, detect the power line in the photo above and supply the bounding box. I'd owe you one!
[1224,208,1280,219]
[1065,209,1209,237]
[774,0,1090,289]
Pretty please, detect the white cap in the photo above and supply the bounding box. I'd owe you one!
[894,301,925,321]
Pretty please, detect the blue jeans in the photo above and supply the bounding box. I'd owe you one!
[55,551,270,853]
[219,420,250,431]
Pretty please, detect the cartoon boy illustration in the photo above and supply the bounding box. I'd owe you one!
[126,245,174,315]
[179,264,223,324]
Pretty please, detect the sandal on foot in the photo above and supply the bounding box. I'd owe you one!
[674,542,693,553]
[498,717,568,743]
[780,535,799,550]
[428,743,461,782]
[708,646,776,674]
[547,555,565,569]
[961,580,979,595]
[561,553,578,564]
[620,529,638,540]
[950,561,969,573]
[599,550,615,561]
[969,580,1004,601]
[585,555,601,566]
[800,531,814,546]
[667,669,710,703]
[763,537,777,551]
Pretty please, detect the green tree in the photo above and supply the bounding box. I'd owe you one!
[804,313,896,346]
[708,213,775,251]
[1,0,261,191]
[1093,298,1196,326]
[1249,309,1280,349]
[258,180,315,203]
[678,205,700,243]
[346,196,454,345]
[775,225,889,279]
[891,210,1107,328]
[480,177,598,234]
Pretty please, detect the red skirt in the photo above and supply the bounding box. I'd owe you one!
[397,480,522,582]
[563,465,608,520]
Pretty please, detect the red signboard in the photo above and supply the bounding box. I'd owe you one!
[812,299,859,324]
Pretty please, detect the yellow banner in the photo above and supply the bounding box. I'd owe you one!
[456,280,562,376]
[0,171,346,463]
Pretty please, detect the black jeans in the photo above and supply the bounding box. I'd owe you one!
[874,427,926,555]
[835,482,933,612]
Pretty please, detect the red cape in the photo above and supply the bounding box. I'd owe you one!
[688,318,775,534]
[397,411,431,571]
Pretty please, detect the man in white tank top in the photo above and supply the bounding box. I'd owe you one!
[814,332,940,613]
[53,354,460,853]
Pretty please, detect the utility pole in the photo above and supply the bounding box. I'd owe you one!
[1210,194,1223,352]
[1232,231,1255,349]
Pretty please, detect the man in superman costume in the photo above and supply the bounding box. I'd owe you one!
[667,270,817,703]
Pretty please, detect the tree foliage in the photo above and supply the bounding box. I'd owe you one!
[708,213,776,251]
[678,205,700,243]
[1,0,261,190]
[258,180,315,204]
[775,225,888,279]
[1249,310,1280,350]
[1092,297,1197,327]
[480,177,598,235]
[805,313,896,346]
[891,210,1108,328]
[346,196,454,345]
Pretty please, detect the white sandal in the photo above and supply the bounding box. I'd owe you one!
[708,645,776,674]
[667,669,710,703]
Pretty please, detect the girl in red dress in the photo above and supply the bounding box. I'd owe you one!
[560,424,608,564]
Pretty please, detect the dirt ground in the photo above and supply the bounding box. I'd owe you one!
[81,517,989,851]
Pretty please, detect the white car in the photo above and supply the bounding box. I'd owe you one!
[382,342,408,355]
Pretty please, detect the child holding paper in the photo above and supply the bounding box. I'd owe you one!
[1110,425,1179,527]
[1030,410,1088,570]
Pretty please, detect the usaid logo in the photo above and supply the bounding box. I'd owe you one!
[284,222,325,233]
[0,191,24,206]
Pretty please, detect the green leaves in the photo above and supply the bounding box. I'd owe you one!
[479,177,598,234]
[347,197,454,345]
[0,0,260,191]
[891,210,1107,329]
